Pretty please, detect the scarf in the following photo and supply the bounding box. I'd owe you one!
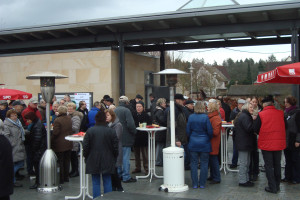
[285,105,297,114]
[7,118,25,141]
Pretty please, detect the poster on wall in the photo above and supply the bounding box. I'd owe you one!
[38,92,93,110]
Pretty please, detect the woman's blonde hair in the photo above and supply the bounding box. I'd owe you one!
[67,102,76,110]
[194,101,206,114]
[156,98,166,106]
[58,106,68,114]
[208,101,219,113]
[241,102,251,111]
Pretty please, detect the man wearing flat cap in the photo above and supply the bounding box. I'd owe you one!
[254,95,286,194]
[165,93,189,169]
[114,96,137,183]
[229,98,246,169]
[184,100,195,119]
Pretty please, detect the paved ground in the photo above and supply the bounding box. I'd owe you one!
[10,138,300,200]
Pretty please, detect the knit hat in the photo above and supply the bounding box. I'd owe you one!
[136,101,144,108]
[136,94,143,100]
[237,99,246,104]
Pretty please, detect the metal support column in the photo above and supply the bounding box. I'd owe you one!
[119,35,125,96]
[160,49,165,86]
[291,28,300,103]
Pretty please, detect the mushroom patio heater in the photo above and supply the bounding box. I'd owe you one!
[26,72,68,193]
[154,69,189,193]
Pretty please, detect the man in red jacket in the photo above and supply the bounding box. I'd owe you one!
[254,95,286,194]
[21,98,42,126]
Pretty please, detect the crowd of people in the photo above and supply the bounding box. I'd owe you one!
[0,92,300,200]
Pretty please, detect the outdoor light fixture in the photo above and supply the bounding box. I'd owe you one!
[154,68,189,193]
[188,64,195,99]
[27,72,68,193]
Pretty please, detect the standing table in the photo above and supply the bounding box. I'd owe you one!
[65,136,93,200]
[136,127,166,182]
[220,124,238,174]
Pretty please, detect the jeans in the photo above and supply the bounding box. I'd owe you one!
[122,147,132,181]
[190,151,209,187]
[91,174,112,198]
[238,151,250,184]
[232,142,239,165]
[155,142,165,166]
[262,150,282,192]
[209,155,221,182]
[14,160,24,183]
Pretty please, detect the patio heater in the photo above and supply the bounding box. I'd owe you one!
[26,72,68,193]
[154,69,189,193]
[188,64,195,99]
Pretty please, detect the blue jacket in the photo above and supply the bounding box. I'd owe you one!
[87,107,100,128]
[186,113,213,152]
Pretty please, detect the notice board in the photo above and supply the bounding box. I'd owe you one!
[38,92,93,110]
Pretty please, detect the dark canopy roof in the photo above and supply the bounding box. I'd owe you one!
[0,0,299,54]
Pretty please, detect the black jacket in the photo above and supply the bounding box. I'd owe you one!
[83,124,119,174]
[285,108,300,150]
[153,106,167,143]
[77,108,89,132]
[234,110,255,151]
[133,111,151,146]
[0,135,14,197]
[28,119,47,162]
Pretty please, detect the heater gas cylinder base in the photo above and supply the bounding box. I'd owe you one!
[37,185,62,193]
[159,184,189,193]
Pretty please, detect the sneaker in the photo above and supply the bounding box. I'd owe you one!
[123,178,137,183]
[199,186,205,189]
[193,186,198,189]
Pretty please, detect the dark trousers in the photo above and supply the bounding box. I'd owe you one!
[249,148,260,176]
[134,146,148,171]
[0,196,10,200]
[25,144,34,174]
[183,144,190,169]
[284,149,300,182]
[70,151,79,173]
[111,167,122,190]
[262,150,282,192]
[33,161,40,184]
[56,150,71,184]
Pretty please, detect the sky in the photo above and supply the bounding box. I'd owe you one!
[0,0,293,64]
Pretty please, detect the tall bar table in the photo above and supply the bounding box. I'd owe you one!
[220,123,238,174]
[136,126,166,182]
[65,136,93,200]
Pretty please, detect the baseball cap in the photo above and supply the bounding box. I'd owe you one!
[185,100,195,105]
[119,96,129,102]
[12,100,22,106]
[237,99,246,104]
[29,97,39,104]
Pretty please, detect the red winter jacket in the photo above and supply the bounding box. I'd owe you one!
[258,106,286,151]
